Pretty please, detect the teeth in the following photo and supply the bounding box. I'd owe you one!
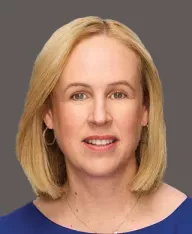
[85,139,115,145]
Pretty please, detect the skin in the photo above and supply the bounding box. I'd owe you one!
[45,35,148,178]
[41,35,187,232]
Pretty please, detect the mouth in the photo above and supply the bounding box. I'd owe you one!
[82,139,119,152]
[83,139,118,144]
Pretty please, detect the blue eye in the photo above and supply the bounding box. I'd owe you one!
[71,93,86,101]
[111,91,127,99]
[71,91,127,101]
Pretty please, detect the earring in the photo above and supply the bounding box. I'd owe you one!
[141,124,148,144]
[43,127,56,146]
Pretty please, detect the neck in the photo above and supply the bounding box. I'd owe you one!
[61,155,141,221]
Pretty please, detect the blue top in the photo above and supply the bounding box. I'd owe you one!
[1,197,192,234]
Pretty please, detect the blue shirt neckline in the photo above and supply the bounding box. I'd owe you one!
[29,196,191,233]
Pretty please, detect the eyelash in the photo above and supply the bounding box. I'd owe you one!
[70,91,128,101]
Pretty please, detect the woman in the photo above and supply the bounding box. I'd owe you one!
[0,16,192,234]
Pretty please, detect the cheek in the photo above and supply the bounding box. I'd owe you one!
[53,103,85,143]
[116,102,142,125]
[115,104,143,144]
[53,103,88,158]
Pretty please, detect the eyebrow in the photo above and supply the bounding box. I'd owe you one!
[64,80,135,93]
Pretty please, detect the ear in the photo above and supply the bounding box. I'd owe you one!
[141,105,148,127]
[43,108,54,130]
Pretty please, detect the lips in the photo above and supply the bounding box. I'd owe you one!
[83,135,118,141]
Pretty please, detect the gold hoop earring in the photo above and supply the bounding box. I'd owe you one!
[141,124,149,144]
[43,127,56,146]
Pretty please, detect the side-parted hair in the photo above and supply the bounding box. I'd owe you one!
[16,16,167,200]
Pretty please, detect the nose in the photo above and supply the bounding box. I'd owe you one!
[87,98,113,126]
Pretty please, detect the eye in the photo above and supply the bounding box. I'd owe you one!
[71,92,87,101]
[71,91,128,101]
[110,91,127,99]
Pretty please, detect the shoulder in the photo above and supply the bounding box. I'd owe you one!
[0,201,43,233]
[152,183,192,228]
[152,182,188,206]
[167,196,192,233]
[176,196,192,227]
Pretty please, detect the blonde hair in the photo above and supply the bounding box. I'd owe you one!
[16,16,167,199]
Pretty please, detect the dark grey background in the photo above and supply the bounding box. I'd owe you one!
[0,1,191,216]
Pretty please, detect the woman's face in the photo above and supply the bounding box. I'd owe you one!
[44,35,148,176]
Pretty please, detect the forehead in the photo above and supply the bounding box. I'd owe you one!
[58,35,141,89]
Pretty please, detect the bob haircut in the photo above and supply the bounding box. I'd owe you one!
[16,16,167,200]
